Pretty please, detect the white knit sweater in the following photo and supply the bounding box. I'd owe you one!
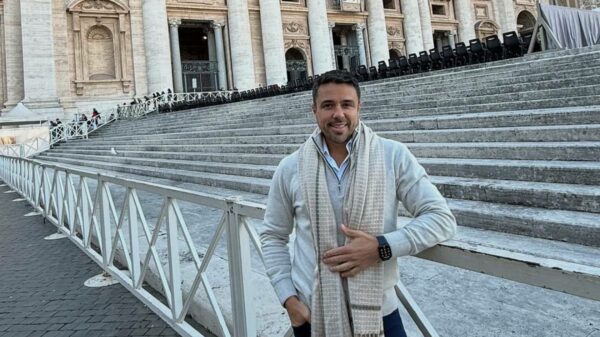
[259,132,457,316]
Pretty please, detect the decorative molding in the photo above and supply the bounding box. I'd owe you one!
[282,21,306,34]
[66,0,129,13]
[284,39,309,51]
[387,25,401,36]
[353,23,365,30]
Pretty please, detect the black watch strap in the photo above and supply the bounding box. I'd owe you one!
[376,235,392,261]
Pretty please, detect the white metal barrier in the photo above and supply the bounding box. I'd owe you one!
[0,156,440,337]
[0,137,50,159]
[117,91,234,120]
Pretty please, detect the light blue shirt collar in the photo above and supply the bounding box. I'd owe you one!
[312,130,357,180]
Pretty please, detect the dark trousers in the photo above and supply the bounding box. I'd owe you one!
[293,309,408,337]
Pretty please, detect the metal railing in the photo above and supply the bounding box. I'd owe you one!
[116,91,233,120]
[0,155,439,337]
[45,91,234,149]
[0,137,50,158]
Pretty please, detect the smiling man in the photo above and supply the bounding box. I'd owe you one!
[260,70,457,337]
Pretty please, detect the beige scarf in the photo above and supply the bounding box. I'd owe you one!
[298,122,386,337]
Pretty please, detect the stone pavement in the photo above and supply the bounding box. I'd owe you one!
[0,182,180,337]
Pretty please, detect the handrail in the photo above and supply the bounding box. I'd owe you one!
[0,137,51,158]
[117,91,234,120]
[0,155,439,337]
[45,91,234,149]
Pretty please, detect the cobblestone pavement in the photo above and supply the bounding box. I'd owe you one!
[0,182,180,337]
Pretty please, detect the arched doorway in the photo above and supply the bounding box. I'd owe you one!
[285,48,308,83]
[475,20,500,40]
[517,10,536,35]
[389,49,401,59]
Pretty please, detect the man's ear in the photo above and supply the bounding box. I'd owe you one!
[312,104,316,114]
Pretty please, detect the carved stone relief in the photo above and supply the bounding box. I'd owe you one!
[387,25,401,37]
[283,22,307,35]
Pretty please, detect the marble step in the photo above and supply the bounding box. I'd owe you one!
[104,95,600,135]
[32,157,600,246]
[67,125,600,148]
[36,153,600,214]
[42,141,600,163]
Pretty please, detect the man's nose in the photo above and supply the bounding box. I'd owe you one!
[332,104,344,117]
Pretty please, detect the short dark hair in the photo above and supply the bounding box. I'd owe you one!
[312,70,361,104]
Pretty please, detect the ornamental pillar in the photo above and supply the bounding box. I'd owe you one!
[168,19,184,93]
[400,0,424,54]
[142,0,173,93]
[259,0,287,85]
[308,0,334,74]
[366,0,389,64]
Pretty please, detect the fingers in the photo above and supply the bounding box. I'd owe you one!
[328,261,355,273]
[341,266,361,278]
[323,245,350,259]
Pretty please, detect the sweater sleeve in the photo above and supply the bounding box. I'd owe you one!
[258,157,298,306]
[383,143,457,258]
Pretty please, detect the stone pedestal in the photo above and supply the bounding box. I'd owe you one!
[455,0,476,42]
[308,0,334,75]
[400,0,424,55]
[259,0,287,85]
[168,19,184,93]
[142,0,173,93]
[418,0,435,50]
[18,0,63,118]
[228,0,256,90]
[366,0,389,64]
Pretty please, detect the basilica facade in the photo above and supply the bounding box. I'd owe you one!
[0,0,562,120]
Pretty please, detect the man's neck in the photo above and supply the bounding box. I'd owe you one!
[324,138,348,167]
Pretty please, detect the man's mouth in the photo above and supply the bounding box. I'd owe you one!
[329,121,347,132]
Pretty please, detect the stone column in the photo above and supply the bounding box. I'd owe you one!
[353,24,368,67]
[340,32,350,70]
[366,0,389,64]
[496,0,517,35]
[211,22,228,90]
[308,0,334,74]
[19,0,62,115]
[2,0,24,111]
[448,32,456,49]
[418,0,435,50]
[454,0,476,42]
[168,19,184,93]
[436,35,443,51]
[400,0,424,55]
[142,0,173,93]
[259,0,287,85]
[228,0,256,90]
[328,22,337,70]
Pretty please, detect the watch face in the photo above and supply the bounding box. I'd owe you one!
[379,245,392,261]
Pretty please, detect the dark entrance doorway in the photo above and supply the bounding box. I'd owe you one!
[179,24,218,92]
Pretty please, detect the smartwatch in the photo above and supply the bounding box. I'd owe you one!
[376,235,392,261]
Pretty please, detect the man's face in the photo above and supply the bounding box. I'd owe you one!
[312,83,360,146]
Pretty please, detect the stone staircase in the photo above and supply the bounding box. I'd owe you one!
[36,45,600,306]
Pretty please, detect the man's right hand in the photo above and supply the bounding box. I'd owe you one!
[284,296,311,327]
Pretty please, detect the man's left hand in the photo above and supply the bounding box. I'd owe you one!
[322,224,380,278]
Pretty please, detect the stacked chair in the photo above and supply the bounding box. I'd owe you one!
[145,30,532,113]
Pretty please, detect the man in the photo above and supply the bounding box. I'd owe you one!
[260,70,456,337]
